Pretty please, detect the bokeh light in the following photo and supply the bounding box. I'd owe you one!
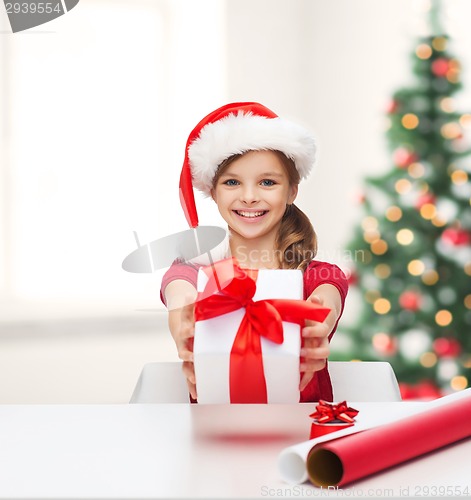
[408,259,425,275]
[371,239,388,255]
[435,309,453,326]
[422,269,439,285]
[395,179,412,194]
[450,376,468,391]
[386,206,403,221]
[408,162,426,178]
[374,263,391,279]
[416,43,432,59]
[402,113,419,129]
[420,352,437,367]
[397,228,414,245]
[420,203,436,219]
[374,298,391,314]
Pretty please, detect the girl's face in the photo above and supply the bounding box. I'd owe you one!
[210,150,298,242]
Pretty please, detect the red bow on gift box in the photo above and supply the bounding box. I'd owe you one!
[195,258,331,403]
[310,400,359,424]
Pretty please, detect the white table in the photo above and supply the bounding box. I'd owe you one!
[0,403,470,499]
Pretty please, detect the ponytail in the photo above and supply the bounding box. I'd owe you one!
[275,203,317,271]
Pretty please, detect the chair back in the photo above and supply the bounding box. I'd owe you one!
[130,360,402,403]
[329,361,401,402]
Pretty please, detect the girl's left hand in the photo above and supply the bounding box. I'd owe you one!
[299,295,331,392]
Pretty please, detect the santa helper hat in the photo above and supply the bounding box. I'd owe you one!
[179,102,317,228]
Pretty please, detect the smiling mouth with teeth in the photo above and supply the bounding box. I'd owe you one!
[234,210,268,218]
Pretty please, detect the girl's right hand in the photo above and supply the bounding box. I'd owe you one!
[168,298,197,399]
[165,280,198,399]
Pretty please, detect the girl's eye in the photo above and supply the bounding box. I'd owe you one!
[260,179,276,187]
[223,179,239,186]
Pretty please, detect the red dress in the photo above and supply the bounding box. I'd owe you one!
[160,260,348,402]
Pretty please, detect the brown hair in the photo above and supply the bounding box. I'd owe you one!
[212,150,317,271]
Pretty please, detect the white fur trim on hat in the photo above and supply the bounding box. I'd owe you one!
[188,111,316,196]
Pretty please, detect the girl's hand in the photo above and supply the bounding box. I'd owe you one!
[169,301,197,399]
[299,295,331,392]
[166,284,198,400]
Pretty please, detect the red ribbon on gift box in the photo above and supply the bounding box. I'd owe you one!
[309,400,359,424]
[194,258,331,403]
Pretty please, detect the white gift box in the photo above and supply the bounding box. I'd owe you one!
[194,266,303,404]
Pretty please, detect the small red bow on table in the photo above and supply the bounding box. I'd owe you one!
[309,400,359,424]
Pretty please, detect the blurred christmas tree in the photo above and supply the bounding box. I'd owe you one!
[342,3,471,399]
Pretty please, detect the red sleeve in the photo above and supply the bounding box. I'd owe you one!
[160,260,199,306]
[303,260,349,313]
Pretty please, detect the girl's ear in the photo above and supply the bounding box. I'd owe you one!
[288,184,298,205]
[210,188,217,202]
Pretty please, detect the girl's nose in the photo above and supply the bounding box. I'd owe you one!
[240,186,259,204]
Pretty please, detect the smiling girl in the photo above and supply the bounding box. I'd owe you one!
[161,102,348,403]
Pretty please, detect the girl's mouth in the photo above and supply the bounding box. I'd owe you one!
[233,210,268,219]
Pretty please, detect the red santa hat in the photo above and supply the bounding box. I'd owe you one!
[179,102,316,228]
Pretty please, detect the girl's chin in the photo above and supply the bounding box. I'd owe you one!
[228,225,262,238]
[228,223,275,241]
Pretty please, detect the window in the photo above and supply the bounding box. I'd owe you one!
[0,0,227,319]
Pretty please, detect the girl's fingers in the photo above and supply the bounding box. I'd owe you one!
[180,321,195,340]
[185,378,197,400]
[182,362,197,399]
[299,334,328,391]
[299,357,327,394]
[299,371,314,392]
[302,323,329,338]
[300,346,330,361]
[309,295,324,305]
[188,381,197,400]
[302,334,328,351]
[180,303,195,337]
[182,361,196,384]
[177,347,194,362]
[300,358,327,373]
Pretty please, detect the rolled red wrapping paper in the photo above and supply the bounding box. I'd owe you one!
[307,394,471,487]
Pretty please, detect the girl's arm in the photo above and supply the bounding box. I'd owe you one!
[164,279,198,399]
[299,283,342,391]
